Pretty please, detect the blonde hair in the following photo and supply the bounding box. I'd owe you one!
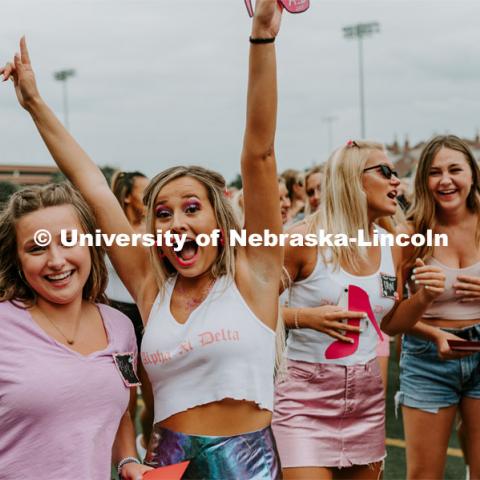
[230,189,245,227]
[308,140,394,271]
[407,134,480,265]
[143,166,287,373]
[143,166,241,293]
[0,183,108,305]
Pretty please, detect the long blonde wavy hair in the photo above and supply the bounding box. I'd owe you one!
[143,166,241,294]
[406,135,480,266]
[307,140,395,271]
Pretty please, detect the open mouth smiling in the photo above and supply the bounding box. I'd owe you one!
[438,189,458,196]
[173,239,199,267]
[44,270,74,282]
[387,190,397,200]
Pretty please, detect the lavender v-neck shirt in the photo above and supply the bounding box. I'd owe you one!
[0,301,137,480]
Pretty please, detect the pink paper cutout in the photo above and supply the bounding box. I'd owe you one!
[349,285,384,341]
[143,461,190,480]
[324,285,383,360]
[244,0,309,18]
[279,0,310,14]
[244,0,254,17]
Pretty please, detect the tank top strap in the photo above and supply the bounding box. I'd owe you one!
[375,226,395,274]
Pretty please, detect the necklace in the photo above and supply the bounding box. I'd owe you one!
[34,307,81,345]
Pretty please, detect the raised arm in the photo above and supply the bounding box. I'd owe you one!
[1,38,150,302]
[241,0,283,278]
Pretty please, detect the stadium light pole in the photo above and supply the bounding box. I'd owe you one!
[343,22,380,139]
[322,115,338,153]
[54,69,76,130]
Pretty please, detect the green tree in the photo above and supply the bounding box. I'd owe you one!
[51,171,66,183]
[51,165,116,186]
[228,173,242,190]
[0,181,19,211]
[100,165,117,185]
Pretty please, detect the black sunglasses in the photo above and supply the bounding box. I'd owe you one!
[363,164,398,180]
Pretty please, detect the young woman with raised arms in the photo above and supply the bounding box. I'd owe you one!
[1,0,285,477]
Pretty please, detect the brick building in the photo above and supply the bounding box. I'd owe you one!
[0,165,60,186]
[386,134,480,178]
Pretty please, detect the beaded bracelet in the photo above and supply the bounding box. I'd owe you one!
[117,456,141,477]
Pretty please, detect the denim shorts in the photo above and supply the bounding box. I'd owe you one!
[396,324,480,413]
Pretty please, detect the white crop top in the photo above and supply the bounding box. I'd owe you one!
[141,275,276,423]
[287,228,396,366]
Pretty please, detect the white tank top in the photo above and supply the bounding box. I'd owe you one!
[287,228,396,366]
[141,275,276,423]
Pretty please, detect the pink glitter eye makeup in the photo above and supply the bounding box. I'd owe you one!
[155,205,171,218]
[184,200,201,213]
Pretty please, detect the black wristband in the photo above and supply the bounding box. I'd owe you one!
[249,36,275,44]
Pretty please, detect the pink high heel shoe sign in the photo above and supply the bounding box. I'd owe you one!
[244,0,310,17]
[325,285,384,360]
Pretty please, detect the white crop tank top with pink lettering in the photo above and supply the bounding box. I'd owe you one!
[287,227,396,366]
[141,275,276,423]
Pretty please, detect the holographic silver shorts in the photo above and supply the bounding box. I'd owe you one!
[144,424,281,479]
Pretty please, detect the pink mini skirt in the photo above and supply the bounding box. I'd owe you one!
[376,333,391,357]
[272,358,385,469]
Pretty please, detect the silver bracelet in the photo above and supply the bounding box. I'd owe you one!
[117,456,141,477]
[294,308,301,329]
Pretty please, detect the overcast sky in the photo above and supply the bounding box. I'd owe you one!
[1,0,479,181]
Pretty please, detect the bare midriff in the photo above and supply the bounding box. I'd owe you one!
[422,317,480,329]
[159,398,272,436]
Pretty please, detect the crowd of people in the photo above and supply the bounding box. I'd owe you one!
[1,1,480,479]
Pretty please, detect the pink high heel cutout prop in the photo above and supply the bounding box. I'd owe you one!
[143,461,190,480]
[244,0,310,18]
[325,285,384,360]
